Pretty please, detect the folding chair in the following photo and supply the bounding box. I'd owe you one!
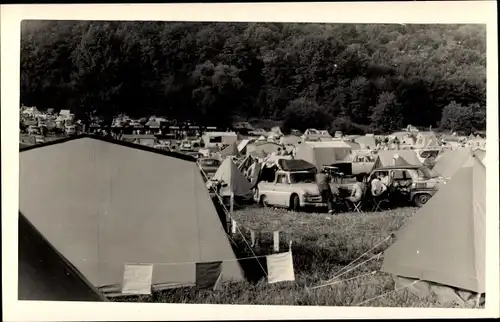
[350,187,369,213]
[371,193,391,212]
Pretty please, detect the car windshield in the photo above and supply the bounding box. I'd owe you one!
[200,159,220,167]
[417,166,438,179]
[289,172,316,184]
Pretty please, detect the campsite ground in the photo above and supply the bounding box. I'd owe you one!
[119,206,477,308]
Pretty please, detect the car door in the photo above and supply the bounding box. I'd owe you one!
[268,173,288,207]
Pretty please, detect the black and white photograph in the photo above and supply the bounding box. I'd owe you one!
[2,2,499,321]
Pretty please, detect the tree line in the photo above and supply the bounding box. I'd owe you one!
[20,21,486,134]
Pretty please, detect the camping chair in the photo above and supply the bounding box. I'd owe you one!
[352,186,370,213]
[371,191,391,212]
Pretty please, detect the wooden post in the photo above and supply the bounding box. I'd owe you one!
[273,231,280,252]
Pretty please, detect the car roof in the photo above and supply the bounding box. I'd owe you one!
[375,165,424,170]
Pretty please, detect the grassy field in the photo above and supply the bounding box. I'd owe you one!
[116,205,476,308]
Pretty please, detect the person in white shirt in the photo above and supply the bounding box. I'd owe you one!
[346,175,365,210]
[371,173,388,197]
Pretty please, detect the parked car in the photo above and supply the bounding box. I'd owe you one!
[366,165,445,207]
[186,151,203,159]
[254,169,355,211]
[197,158,221,180]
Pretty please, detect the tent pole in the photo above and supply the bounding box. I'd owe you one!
[230,193,236,235]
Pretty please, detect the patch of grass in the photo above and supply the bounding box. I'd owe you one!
[114,206,471,308]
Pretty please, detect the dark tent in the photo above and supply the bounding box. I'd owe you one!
[18,213,106,302]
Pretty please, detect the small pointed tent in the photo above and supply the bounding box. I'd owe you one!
[381,152,485,303]
[220,142,240,158]
[145,119,160,129]
[211,158,253,199]
[19,212,106,301]
[372,150,421,170]
[19,135,244,296]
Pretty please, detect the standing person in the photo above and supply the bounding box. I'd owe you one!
[316,170,335,215]
[246,157,257,179]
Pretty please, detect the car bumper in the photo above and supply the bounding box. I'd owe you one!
[301,201,327,207]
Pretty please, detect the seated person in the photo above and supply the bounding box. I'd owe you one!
[371,173,388,197]
[345,174,365,209]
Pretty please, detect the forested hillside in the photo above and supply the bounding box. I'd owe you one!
[20,21,486,134]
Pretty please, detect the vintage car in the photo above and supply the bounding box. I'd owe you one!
[366,165,445,207]
[254,169,354,211]
[197,157,222,180]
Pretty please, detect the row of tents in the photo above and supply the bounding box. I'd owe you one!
[17,134,487,306]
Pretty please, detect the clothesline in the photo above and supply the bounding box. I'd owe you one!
[200,167,268,277]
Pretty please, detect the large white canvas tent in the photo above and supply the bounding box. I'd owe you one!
[294,141,352,170]
[246,141,284,157]
[432,147,473,179]
[18,212,106,302]
[381,151,485,305]
[210,158,253,199]
[19,135,244,297]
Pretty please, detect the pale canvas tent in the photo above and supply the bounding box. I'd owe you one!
[145,119,160,129]
[280,135,302,147]
[414,131,438,149]
[19,135,244,297]
[381,153,485,305]
[246,141,284,157]
[220,142,240,158]
[354,135,376,150]
[237,139,254,154]
[343,140,361,150]
[19,212,106,302]
[210,158,253,199]
[294,141,352,170]
[372,150,422,170]
[432,147,473,179]
[270,126,284,137]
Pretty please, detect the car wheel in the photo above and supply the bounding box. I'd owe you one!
[290,194,300,212]
[414,194,431,207]
[260,195,268,207]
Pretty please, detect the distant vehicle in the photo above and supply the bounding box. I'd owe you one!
[27,125,40,135]
[34,135,45,144]
[186,151,203,159]
[197,158,222,179]
[366,165,445,207]
[153,144,170,152]
[180,140,192,151]
[65,125,77,136]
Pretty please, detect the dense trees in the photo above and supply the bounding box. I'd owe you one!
[20,21,486,134]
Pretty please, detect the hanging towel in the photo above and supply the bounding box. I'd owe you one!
[122,263,154,295]
[196,261,223,290]
[266,252,295,284]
